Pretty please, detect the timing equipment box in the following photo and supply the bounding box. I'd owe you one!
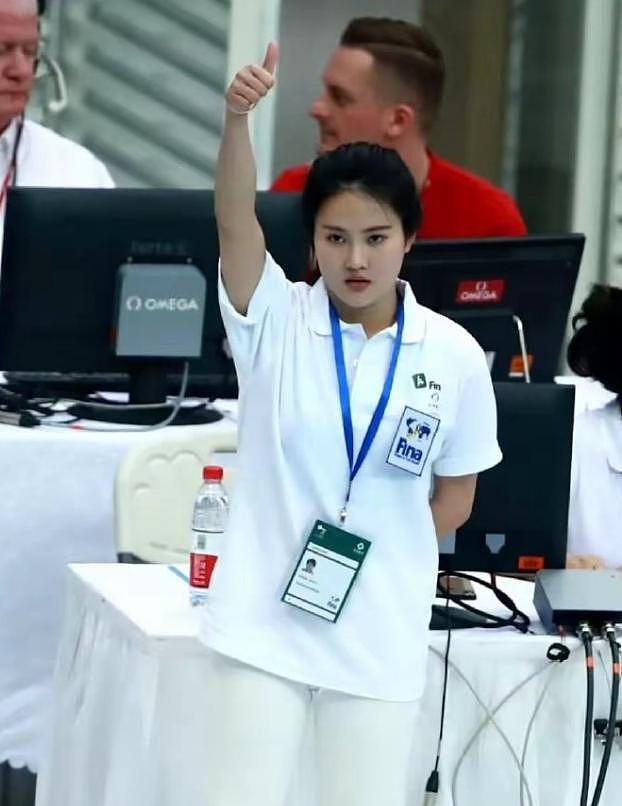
[534,569,622,632]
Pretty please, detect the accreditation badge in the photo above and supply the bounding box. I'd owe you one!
[282,520,371,623]
[386,406,440,476]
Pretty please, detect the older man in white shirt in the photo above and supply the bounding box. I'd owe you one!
[0,0,113,252]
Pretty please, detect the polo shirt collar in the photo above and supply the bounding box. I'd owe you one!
[308,277,426,343]
[601,398,622,473]
[0,118,20,166]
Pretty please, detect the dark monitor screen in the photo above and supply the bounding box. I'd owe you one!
[439,382,574,574]
[0,190,583,401]
[0,188,309,400]
[403,235,584,382]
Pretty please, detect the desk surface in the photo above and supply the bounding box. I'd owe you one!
[35,564,621,806]
[68,562,562,649]
[0,412,236,771]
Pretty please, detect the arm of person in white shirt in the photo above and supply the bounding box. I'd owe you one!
[216,42,278,315]
[566,553,607,570]
[430,474,477,538]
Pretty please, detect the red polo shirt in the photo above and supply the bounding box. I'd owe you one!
[271,151,527,238]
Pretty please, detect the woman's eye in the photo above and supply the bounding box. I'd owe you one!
[327,233,345,244]
[368,234,386,245]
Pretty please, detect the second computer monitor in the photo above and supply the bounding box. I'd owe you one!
[404,234,584,382]
[438,382,574,574]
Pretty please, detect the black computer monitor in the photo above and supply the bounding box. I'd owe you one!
[0,190,583,419]
[403,235,584,381]
[0,188,309,423]
[439,382,574,574]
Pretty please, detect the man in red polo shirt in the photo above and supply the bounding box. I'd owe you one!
[272,17,526,239]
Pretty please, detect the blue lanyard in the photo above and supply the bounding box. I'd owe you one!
[329,295,404,523]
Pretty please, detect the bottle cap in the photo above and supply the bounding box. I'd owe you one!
[203,465,224,481]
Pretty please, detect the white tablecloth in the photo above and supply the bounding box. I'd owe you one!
[555,375,616,415]
[35,564,622,806]
[0,408,235,771]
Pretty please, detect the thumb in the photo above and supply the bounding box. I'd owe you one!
[262,41,279,75]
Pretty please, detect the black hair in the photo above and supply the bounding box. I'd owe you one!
[567,283,622,395]
[301,142,421,243]
[38,0,46,14]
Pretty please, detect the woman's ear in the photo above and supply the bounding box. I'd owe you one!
[404,234,416,254]
[305,246,320,284]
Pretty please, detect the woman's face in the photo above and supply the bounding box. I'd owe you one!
[313,189,415,323]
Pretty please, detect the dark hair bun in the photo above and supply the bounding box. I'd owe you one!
[567,284,622,394]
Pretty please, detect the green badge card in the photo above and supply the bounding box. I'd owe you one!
[282,520,371,623]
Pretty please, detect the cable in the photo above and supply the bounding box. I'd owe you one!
[442,651,543,806]
[42,361,192,432]
[424,597,452,803]
[519,641,572,806]
[519,664,558,806]
[438,641,579,806]
[0,410,40,428]
[597,643,613,697]
[436,570,531,633]
[578,623,595,806]
[429,647,542,806]
[589,626,621,806]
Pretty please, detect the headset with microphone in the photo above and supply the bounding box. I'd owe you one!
[34,0,68,114]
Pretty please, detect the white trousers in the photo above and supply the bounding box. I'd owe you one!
[203,651,420,806]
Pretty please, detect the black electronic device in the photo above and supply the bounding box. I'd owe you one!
[533,569,622,632]
[402,234,584,381]
[0,188,308,424]
[439,382,574,575]
[0,190,583,421]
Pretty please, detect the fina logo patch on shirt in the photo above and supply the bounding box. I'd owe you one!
[386,406,440,476]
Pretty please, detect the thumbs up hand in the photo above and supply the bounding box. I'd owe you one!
[226,42,279,115]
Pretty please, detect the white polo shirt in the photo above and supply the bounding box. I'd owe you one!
[568,398,622,569]
[200,252,502,701]
[0,117,114,260]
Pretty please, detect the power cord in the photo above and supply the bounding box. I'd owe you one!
[0,385,56,427]
[589,625,621,806]
[519,642,572,806]
[28,362,192,433]
[441,651,544,806]
[578,623,595,806]
[425,573,533,804]
[424,597,451,804]
[427,640,576,806]
[436,570,531,633]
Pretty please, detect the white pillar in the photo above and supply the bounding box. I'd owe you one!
[227,0,281,189]
[570,0,618,311]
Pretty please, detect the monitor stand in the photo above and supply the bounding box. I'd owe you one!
[66,364,223,426]
[66,401,222,426]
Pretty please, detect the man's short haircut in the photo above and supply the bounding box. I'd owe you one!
[340,17,445,134]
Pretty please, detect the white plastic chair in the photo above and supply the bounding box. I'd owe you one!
[114,426,237,563]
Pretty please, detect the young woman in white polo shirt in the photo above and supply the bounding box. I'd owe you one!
[200,43,501,806]
[567,285,622,571]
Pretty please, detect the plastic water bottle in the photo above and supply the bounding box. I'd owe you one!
[189,465,229,606]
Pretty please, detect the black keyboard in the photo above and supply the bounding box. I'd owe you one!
[2,371,238,399]
[3,371,130,394]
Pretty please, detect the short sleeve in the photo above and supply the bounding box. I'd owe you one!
[95,160,115,188]
[218,251,293,384]
[433,346,502,477]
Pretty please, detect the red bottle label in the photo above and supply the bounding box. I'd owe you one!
[190,553,218,588]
